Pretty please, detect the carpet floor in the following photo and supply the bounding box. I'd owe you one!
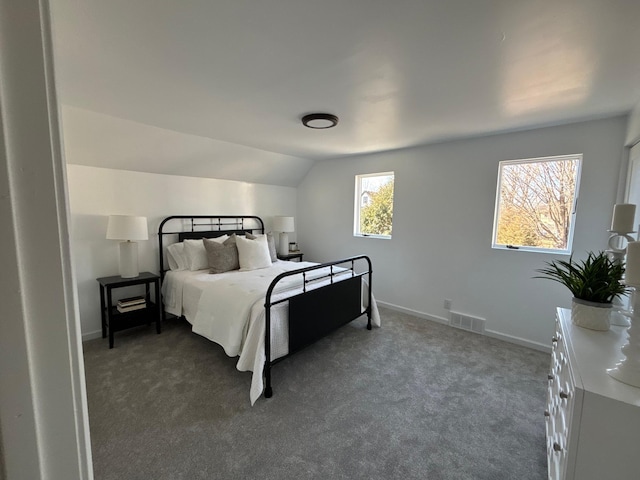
[82,307,549,480]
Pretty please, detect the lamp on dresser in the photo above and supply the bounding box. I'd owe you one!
[607,240,640,388]
[106,215,148,278]
[272,216,294,256]
[604,203,637,326]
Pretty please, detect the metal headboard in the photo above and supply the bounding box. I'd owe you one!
[158,215,265,280]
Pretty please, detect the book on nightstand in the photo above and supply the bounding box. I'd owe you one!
[117,295,145,307]
[116,302,147,313]
[117,296,146,313]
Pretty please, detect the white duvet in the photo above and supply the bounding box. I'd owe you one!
[162,260,380,404]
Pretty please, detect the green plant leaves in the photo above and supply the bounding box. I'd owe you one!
[534,251,627,304]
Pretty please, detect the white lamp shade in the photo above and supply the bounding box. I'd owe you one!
[106,215,148,241]
[272,216,294,232]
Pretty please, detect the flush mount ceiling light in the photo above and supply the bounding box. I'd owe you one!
[301,113,339,129]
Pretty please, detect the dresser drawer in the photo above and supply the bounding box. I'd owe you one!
[546,317,576,479]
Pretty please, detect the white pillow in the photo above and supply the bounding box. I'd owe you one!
[166,250,179,270]
[247,232,277,262]
[236,234,272,271]
[167,243,188,270]
[184,235,228,271]
[212,234,229,243]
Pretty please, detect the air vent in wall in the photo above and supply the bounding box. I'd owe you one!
[450,311,485,334]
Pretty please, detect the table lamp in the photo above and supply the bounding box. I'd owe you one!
[106,215,148,278]
[272,216,294,255]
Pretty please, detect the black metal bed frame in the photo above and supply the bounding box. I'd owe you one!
[157,215,373,399]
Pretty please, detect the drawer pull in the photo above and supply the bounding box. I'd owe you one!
[559,391,569,399]
[544,410,550,417]
[553,442,562,452]
[548,374,554,381]
[552,337,558,343]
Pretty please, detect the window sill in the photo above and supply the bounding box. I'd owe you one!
[354,234,392,240]
[492,244,571,255]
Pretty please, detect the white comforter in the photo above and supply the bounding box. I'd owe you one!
[162,261,380,404]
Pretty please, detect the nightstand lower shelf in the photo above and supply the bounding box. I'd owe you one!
[106,303,160,333]
[97,272,162,348]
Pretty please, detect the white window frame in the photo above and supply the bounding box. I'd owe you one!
[491,154,582,255]
[354,171,394,239]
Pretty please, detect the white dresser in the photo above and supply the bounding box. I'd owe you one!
[546,308,640,479]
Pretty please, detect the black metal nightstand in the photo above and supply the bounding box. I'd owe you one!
[277,252,303,262]
[96,272,161,348]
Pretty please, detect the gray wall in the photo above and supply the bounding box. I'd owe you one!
[297,116,628,349]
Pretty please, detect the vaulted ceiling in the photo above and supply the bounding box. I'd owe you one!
[51,0,640,186]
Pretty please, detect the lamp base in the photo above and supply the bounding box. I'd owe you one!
[119,241,139,278]
[278,232,289,256]
[608,287,640,387]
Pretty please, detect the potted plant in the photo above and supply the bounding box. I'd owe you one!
[535,251,627,331]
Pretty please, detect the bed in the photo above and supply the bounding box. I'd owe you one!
[158,215,380,404]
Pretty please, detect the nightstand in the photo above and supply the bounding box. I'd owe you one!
[97,272,161,348]
[277,252,303,262]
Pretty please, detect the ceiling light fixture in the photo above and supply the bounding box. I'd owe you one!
[301,113,339,129]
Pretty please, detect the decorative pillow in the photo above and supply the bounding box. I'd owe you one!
[183,239,207,271]
[247,232,277,262]
[166,243,187,270]
[204,235,239,274]
[236,234,272,271]
[184,235,228,271]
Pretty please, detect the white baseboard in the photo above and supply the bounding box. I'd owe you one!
[376,300,449,325]
[82,330,102,342]
[376,300,551,353]
[484,329,550,353]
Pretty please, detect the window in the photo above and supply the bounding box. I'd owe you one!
[354,172,394,238]
[492,154,582,254]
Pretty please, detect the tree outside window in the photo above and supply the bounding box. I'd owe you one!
[493,155,582,253]
[355,172,394,238]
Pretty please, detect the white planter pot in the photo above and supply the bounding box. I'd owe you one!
[571,298,612,331]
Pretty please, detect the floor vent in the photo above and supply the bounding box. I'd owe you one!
[450,311,485,334]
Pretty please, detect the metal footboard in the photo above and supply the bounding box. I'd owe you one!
[263,255,373,398]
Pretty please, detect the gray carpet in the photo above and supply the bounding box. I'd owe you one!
[82,307,548,480]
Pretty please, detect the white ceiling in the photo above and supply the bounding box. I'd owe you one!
[51,0,640,184]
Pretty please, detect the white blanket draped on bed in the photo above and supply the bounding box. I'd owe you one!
[192,265,306,357]
[164,261,380,405]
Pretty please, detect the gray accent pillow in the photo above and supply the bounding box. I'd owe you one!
[204,234,240,273]
[247,232,277,262]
